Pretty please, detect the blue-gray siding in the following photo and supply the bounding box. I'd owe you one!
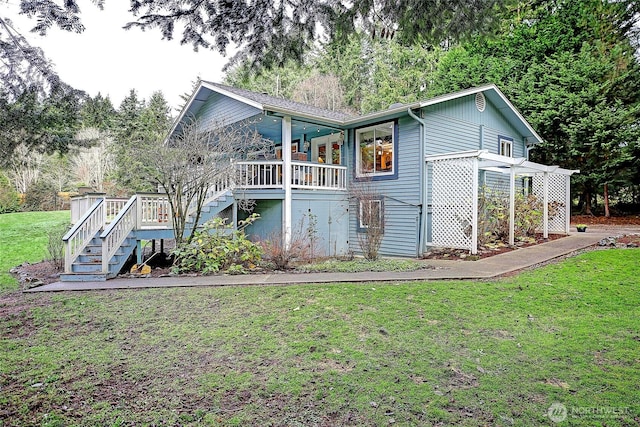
[422,92,529,249]
[291,191,349,257]
[347,116,422,257]
[196,92,262,129]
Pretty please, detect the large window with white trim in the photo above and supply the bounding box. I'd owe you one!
[356,122,395,177]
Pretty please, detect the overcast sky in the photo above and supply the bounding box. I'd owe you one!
[6,2,230,111]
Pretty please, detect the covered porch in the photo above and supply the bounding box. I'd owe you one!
[426,150,579,255]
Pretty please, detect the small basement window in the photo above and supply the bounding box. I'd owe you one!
[358,197,384,232]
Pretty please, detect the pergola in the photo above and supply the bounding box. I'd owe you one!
[426,150,579,255]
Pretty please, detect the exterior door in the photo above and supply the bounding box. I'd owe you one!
[311,133,343,165]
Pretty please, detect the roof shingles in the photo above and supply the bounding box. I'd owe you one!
[204,81,355,122]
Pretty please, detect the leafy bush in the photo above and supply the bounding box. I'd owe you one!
[0,173,20,213]
[478,186,550,244]
[172,214,262,275]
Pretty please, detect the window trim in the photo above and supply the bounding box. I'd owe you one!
[499,135,513,157]
[357,197,384,233]
[354,120,398,181]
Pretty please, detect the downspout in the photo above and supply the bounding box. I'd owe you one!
[407,108,427,257]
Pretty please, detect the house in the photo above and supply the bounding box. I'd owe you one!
[62,82,577,281]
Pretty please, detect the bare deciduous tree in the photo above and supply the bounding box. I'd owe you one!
[139,117,273,246]
[7,143,43,194]
[72,127,114,192]
[350,179,384,260]
[292,73,350,112]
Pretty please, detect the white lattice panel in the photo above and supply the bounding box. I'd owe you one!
[532,173,567,233]
[431,157,475,250]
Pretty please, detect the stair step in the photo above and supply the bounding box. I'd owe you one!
[78,254,102,263]
[60,273,108,282]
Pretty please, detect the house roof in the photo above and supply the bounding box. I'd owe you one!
[174,82,543,144]
[203,82,356,122]
[344,84,543,144]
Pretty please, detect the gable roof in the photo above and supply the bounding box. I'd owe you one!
[345,84,543,144]
[175,82,543,144]
[203,82,356,122]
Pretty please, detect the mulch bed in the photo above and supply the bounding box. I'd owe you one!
[571,214,640,225]
[423,233,566,261]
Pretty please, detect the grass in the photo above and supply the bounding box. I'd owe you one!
[296,258,432,273]
[1,211,639,425]
[0,211,70,291]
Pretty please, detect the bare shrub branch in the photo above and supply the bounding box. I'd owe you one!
[137,116,274,246]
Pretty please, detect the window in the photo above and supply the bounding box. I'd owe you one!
[358,197,384,231]
[499,136,513,157]
[356,122,395,177]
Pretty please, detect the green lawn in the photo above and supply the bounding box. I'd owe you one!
[0,211,639,426]
[0,211,70,291]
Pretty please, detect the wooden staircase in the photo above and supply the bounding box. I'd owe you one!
[60,234,136,282]
[62,190,235,282]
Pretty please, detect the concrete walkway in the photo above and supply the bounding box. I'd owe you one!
[27,225,639,292]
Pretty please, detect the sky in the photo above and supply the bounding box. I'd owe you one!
[6,2,231,111]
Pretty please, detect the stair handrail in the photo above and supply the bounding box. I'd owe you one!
[186,174,234,219]
[100,195,138,274]
[62,198,105,273]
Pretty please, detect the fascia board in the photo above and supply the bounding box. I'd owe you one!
[201,81,265,110]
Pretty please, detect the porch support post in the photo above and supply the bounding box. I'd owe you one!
[509,166,515,246]
[543,172,549,239]
[232,199,238,231]
[471,157,479,255]
[565,175,571,234]
[136,240,143,265]
[282,116,292,250]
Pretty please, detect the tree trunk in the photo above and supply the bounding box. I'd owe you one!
[584,190,592,215]
[603,183,610,217]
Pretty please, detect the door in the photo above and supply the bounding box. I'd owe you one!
[311,133,343,165]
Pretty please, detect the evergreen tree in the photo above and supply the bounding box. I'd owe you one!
[0,85,81,166]
[80,93,116,131]
[110,90,172,193]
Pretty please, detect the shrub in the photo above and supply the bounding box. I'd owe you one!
[0,173,20,213]
[172,214,262,275]
[478,186,551,244]
[22,180,58,211]
[259,214,320,270]
[47,224,69,270]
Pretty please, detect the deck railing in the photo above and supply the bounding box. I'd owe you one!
[70,193,105,224]
[137,193,172,228]
[235,160,346,190]
[100,196,138,274]
[291,161,346,190]
[70,162,347,224]
[63,198,105,273]
[105,198,129,223]
[236,161,284,188]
